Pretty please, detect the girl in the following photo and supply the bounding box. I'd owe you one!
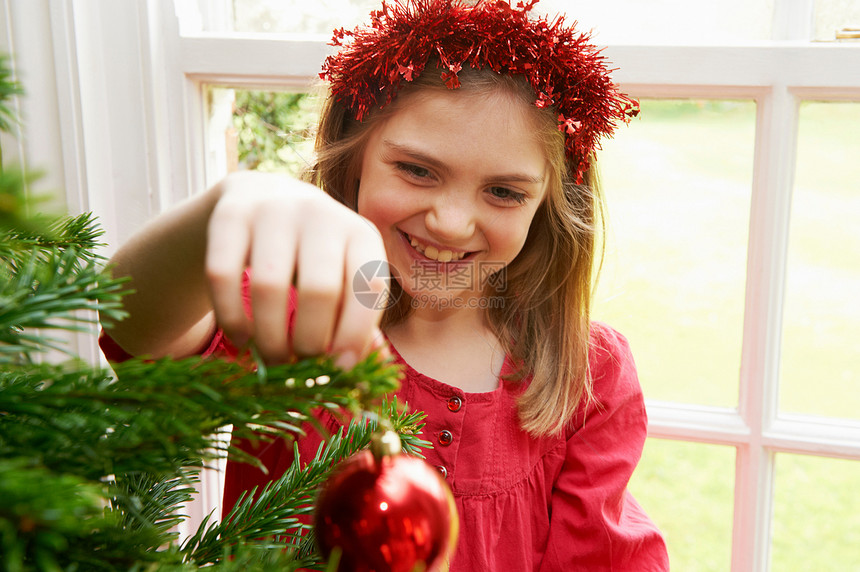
[101,0,669,569]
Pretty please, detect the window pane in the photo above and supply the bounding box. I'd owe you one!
[213,88,320,177]
[593,100,756,408]
[772,453,860,571]
[814,0,860,41]
[220,0,774,42]
[629,439,735,572]
[540,0,773,43]
[780,101,860,420]
[228,0,380,34]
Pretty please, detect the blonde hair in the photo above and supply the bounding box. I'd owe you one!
[304,65,601,437]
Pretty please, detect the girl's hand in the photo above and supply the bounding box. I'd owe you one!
[206,171,388,368]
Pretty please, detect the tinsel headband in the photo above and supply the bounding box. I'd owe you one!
[320,0,639,182]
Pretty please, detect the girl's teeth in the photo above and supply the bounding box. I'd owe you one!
[407,234,464,262]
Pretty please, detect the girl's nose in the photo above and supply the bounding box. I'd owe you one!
[424,191,477,243]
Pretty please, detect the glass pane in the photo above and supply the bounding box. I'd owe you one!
[211,88,320,178]
[771,453,860,571]
[814,0,860,41]
[593,100,756,408]
[780,101,860,420]
[629,439,735,572]
[539,0,773,43]
[218,0,774,42]
[229,0,381,35]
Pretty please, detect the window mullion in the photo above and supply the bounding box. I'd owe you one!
[733,444,776,572]
[178,36,329,83]
[735,84,799,571]
[147,0,208,209]
[771,0,815,41]
[646,401,750,446]
[766,418,860,459]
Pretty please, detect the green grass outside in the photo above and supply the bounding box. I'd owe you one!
[771,453,860,571]
[595,99,860,570]
[629,439,735,571]
[780,102,860,419]
[595,99,755,408]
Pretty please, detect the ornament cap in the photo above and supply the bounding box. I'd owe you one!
[370,429,402,461]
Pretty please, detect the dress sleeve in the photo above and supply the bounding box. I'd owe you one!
[538,323,669,571]
[98,269,257,364]
[98,329,136,362]
[98,327,235,363]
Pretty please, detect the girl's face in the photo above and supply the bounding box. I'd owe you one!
[357,87,549,306]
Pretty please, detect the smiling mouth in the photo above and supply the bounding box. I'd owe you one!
[403,232,471,262]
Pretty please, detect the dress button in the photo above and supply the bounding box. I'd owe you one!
[436,465,448,479]
[447,396,463,412]
[438,430,453,446]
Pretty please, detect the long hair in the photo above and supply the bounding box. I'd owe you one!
[304,66,602,436]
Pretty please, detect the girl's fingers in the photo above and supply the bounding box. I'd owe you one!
[330,232,389,369]
[248,204,297,363]
[205,173,389,367]
[206,201,253,347]
[291,226,347,358]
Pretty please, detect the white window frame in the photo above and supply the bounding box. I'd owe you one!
[5,1,859,569]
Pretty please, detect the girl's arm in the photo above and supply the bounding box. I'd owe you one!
[104,171,388,367]
[538,324,669,571]
[105,179,222,359]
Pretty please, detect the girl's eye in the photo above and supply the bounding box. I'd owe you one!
[395,162,432,180]
[488,186,528,205]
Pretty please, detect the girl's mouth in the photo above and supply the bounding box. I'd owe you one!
[402,232,472,263]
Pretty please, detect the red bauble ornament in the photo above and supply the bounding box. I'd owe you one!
[315,431,458,572]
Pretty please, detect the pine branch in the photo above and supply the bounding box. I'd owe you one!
[0,53,22,136]
[44,470,206,570]
[374,395,433,457]
[0,352,406,569]
[0,459,182,571]
[151,544,314,572]
[0,174,105,272]
[0,169,40,238]
[182,397,430,568]
[1,199,129,363]
[0,352,400,482]
[182,422,372,566]
[2,211,108,266]
[109,468,201,539]
[0,249,128,362]
[0,459,107,572]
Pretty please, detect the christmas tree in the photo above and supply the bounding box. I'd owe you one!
[0,54,430,571]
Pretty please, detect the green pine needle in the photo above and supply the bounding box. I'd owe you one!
[181,399,429,568]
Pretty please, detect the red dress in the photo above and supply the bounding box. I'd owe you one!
[101,322,668,571]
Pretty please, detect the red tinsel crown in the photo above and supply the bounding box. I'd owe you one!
[320,0,639,181]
